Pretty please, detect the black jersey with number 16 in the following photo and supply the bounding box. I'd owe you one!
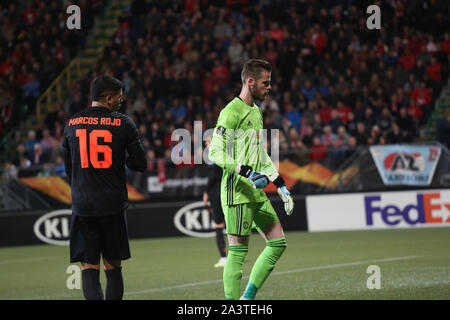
[62,106,146,217]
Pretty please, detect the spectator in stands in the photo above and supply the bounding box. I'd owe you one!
[312,113,323,136]
[404,73,419,97]
[335,75,350,98]
[346,112,357,136]
[335,126,350,148]
[11,144,26,167]
[367,125,381,145]
[51,155,66,177]
[23,130,38,160]
[309,136,327,162]
[40,129,55,155]
[302,101,317,126]
[318,77,331,98]
[169,98,187,125]
[399,48,416,71]
[407,98,423,124]
[436,111,450,149]
[291,139,310,165]
[336,100,351,123]
[328,109,343,133]
[2,161,18,182]
[47,139,62,163]
[228,36,246,65]
[37,163,51,177]
[328,137,346,165]
[301,80,316,102]
[300,124,315,147]
[260,94,280,113]
[32,143,47,165]
[321,125,335,146]
[284,102,301,129]
[386,122,404,144]
[69,92,86,115]
[22,72,40,99]
[377,107,392,133]
[355,122,368,145]
[19,156,31,169]
[410,81,432,123]
[396,107,417,142]
[426,55,442,96]
[318,99,332,124]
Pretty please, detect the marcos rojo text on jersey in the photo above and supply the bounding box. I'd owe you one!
[68,117,122,126]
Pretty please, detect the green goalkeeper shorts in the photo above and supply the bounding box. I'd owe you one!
[223,200,279,236]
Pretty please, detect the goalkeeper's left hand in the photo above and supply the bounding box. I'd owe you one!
[271,174,294,215]
[277,186,294,215]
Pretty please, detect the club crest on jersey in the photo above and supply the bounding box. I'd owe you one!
[216,126,226,136]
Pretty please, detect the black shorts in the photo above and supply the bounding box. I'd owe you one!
[70,211,131,264]
[210,198,225,225]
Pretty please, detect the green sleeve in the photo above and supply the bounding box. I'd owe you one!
[260,145,278,180]
[257,108,278,180]
[209,108,239,174]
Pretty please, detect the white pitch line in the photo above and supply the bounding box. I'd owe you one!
[270,255,418,276]
[0,256,60,265]
[125,255,418,296]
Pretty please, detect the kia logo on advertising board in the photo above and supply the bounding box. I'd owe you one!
[173,202,216,237]
[33,209,72,245]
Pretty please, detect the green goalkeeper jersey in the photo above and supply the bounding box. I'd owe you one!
[209,97,278,206]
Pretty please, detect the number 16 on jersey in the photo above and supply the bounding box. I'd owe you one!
[76,129,112,169]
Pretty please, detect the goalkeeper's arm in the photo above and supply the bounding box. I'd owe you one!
[209,128,269,188]
[260,148,294,215]
[208,126,239,174]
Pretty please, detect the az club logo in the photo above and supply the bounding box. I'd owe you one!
[34,209,72,245]
[383,152,426,173]
[173,202,216,237]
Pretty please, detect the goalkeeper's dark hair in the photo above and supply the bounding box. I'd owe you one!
[90,75,123,102]
[241,59,272,84]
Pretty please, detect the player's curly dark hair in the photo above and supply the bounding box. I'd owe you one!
[241,59,272,84]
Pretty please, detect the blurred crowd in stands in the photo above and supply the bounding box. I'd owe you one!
[0,0,103,178]
[1,0,450,179]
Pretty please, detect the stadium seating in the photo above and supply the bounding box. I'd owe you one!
[1,0,449,177]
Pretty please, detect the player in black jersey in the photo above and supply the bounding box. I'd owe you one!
[203,136,227,268]
[63,75,146,300]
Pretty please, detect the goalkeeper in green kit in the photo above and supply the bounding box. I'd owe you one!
[209,59,294,300]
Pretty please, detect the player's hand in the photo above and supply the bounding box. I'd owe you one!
[237,165,269,189]
[277,186,294,215]
[248,171,269,189]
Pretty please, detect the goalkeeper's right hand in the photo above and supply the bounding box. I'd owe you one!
[236,164,269,189]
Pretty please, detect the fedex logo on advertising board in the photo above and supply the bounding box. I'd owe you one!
[365,192,450,226]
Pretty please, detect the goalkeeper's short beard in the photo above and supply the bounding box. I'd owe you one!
[249,85,265,101]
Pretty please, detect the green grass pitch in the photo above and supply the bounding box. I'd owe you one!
[0,227,449,300]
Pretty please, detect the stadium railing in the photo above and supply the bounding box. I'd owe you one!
[35,58,82,122]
